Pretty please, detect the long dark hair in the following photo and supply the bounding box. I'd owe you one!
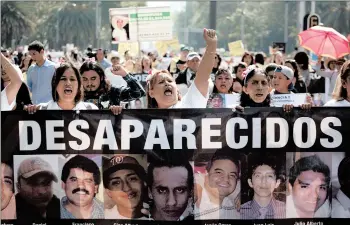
[241,52,254,66]
[51,63,83,103]
[285,59,303,81]
[334,60,350,101]
[79,61,110,96]
[212,53,222,73]
[240,66,270,107]
[212,69,233,94]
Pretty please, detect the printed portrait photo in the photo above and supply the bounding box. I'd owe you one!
[103,154,149,220]
[1,159,16,220]
[111,14,130,43]
[207,93,225,108]
[286,152,332,218]
[147,150,194,221]
[57,154,104,219]
[331,152,350,218]
[240,152,286,219]
[13,155,60,221]
[193,149,241,220]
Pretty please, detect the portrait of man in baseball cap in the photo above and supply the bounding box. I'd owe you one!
[14,155,60,221]
[103,154,148,219]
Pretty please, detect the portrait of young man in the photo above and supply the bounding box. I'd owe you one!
[60,155,104,219]
[286,154,331,218]
[194,150,240,220]
[147,151,194,221]
[15,156,60,221]
[103,154,148,219]
[240,153,286,219]
[1,161,16,219]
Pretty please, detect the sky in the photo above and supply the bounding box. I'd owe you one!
[147,1,186,12]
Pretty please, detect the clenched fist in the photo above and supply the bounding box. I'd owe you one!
[203,28,217,46]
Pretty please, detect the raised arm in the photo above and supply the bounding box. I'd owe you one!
[194,29,217,97]
[1,53,23,107]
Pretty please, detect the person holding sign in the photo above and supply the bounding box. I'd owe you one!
[24,63,99,113]
[238,65,271,108]
[146,28,217,108]
[194,150,240,220]
[60,155,104,219]
[80,61,145,112]
[286,155,331,218]
[270,65,295,95]
[103,155,148,220]
[240,154,285,219]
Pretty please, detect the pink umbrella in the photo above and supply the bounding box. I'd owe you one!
[298,26,350,59]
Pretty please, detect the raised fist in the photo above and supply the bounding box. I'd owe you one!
[111,65,128,77]
[203,28,217,46]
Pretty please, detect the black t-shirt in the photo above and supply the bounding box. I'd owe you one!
[175,59,186,74]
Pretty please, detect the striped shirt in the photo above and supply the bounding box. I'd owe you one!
[240,198,286,219]
[60,196,104,219]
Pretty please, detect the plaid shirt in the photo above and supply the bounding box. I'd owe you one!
[60,196,104,219]
[84,74,146,109]
[240,198,286,219]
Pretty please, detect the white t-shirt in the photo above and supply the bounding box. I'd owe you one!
[112,28,128,42]
[105,205,149,220]
[324,99,350,107]
[1,87,16,111]
[171,83,209,108]
[38,100,98,110]
[332,190,350,218]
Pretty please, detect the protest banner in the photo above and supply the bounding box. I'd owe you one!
[155,38,180,56]
[207,93,240,108]
[2,109,350,224]
[117,42,140,56]
[228,40,245,56]
[270,93,308,107]
[109,6,172,43]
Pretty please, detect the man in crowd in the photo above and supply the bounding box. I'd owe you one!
[332,156,350,218]
[147,152,194,221]
[103,155,148,219]
[15,157,60,220]
[104,51,127,88]
[175,46,190,74]
[1,161,16,219]
[26,40,56,104]
[96,48,112,70]
[194,150,240,219]
[60,155,104,219]
[175,52,201,96]
[240,155,285,219]
[286,155,331,218]
[80,62,145,109]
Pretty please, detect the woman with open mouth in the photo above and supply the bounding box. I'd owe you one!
[239,65,271,108]
[23,63,103,112]
[146,28,217,109]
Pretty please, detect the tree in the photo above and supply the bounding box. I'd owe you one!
[1,1,34,47]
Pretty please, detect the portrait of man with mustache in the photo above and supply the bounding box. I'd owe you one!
[60,155,104,219]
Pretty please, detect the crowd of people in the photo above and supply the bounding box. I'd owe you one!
[1,28,350,222]
[1,28,350,114]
